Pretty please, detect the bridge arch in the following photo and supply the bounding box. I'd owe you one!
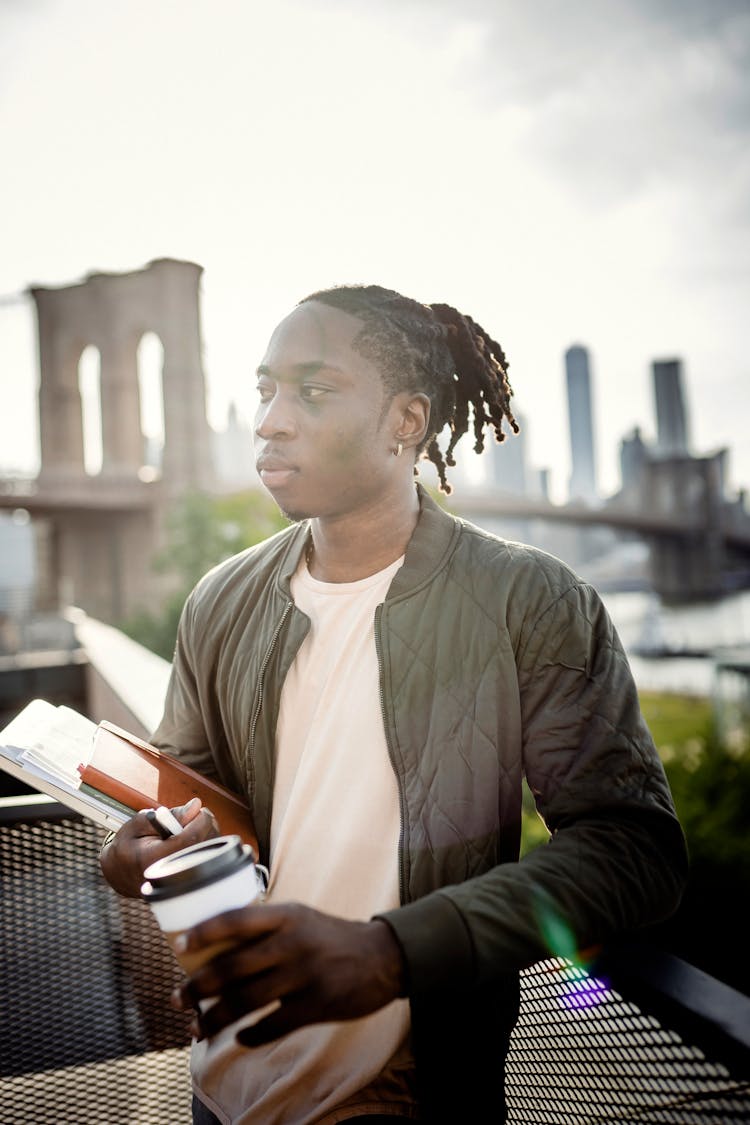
[78,344,103,476]
[136,330,165,480]
[31,258,213,493]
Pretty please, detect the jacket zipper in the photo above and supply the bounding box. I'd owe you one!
[375,602,408,906]
[247,599,293,809]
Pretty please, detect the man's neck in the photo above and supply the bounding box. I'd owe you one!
[307,486,420,583]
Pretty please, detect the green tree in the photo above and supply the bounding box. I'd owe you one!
[638,692,749,991]
[520,689,750,990]
[121,489,287,660]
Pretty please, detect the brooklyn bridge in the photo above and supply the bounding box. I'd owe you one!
[2,258,749,622]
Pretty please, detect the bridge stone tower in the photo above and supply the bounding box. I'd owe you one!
[32,258,213,492]
[643,450,727,602]
[22,259,215,623]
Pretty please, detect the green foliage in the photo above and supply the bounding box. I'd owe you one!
[118,591,187,663]
[640,691,750,872]
[638,692,712,758]
[521,691,749,867]
[634,691,749,988]
[655,723,749,984]
[120,489,287,660]
[520,778,550,857]
[154,489,288,593]
[520,687,750,987]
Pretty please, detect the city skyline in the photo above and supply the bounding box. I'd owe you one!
[470,333,744,508]
[1,0,747,501]
[1,257,745,514]
[3,252,748,618]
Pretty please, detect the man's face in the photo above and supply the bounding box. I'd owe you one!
[254,301,401,521]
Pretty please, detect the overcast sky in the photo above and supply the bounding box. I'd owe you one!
[1,0,748,500]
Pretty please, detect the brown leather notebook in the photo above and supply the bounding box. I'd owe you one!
[78,720,258,854]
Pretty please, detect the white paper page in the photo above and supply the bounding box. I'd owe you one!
[0,699,130,831]
[0,698,59,750]
[1,700,97,787]
[20,705,97,786]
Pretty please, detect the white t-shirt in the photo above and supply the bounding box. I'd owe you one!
[191,552,418,1125]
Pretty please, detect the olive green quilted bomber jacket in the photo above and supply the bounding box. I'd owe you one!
[152,486,688,1118]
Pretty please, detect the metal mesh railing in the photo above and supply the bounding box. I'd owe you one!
[507,958,749,1123]
[1,807,748,1124]
[0,809,192,1125]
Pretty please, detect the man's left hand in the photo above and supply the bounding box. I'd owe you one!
[170,902,407,1046]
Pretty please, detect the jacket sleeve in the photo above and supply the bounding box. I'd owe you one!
[149,590,220,781]
[380,580,689,998]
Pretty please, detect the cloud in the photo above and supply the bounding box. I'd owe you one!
[1,0,747,493]
[0,0,52,92]
[322,0,750,215]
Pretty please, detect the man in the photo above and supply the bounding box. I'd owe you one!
[101,285,687,1124]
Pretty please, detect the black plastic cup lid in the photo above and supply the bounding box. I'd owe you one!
[141,834,255,900]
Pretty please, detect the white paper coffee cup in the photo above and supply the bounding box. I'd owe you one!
[141,834,266,971]
[141,834,279,1030]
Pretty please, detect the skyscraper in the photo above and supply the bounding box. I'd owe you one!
[486,411,528,493]
[619,426,648,495]
[565,344,597,502]
[652,359,690,455]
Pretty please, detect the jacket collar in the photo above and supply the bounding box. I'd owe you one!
[276,521,310,599]
[387,484,461,601]
[273,483,461,601]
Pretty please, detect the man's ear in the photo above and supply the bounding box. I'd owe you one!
[393,392,431,451]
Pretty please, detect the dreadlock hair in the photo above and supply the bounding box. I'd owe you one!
[299,284,518,493]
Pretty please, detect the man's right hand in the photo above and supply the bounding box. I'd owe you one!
[99,797,219,898]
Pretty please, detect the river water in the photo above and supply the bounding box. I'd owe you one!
[599,588,750,696]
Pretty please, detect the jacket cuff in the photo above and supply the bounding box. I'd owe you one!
[375,890,476,999]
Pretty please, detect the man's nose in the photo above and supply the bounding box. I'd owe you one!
[255,391,296,440]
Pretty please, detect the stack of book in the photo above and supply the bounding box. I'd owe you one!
[0,698,257,852]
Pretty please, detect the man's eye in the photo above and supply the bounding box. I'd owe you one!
[301,385,327,401]
[256,383,274,403]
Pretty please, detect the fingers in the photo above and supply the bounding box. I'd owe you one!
[100,804,218,898]
[236,994,317,1048]
[163,805,219,851]
[191,968,290,1039]
[172,796,211,828]
[170,905,288,1013]
[169,916,298,1041]
[170,904,307,1038]
[176,903,287,959]
[171,939,274,1011]
[169,907,405,1043]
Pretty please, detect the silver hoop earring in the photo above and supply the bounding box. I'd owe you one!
[393,442,403,457]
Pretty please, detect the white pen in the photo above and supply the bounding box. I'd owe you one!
[145,805,184,840]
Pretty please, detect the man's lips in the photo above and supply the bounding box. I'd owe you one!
[256,456,298,488]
